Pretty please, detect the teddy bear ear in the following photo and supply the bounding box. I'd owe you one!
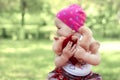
[78,27,93,35]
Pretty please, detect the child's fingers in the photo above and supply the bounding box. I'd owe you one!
[66,41,73,49]
[71,44,76,52]
[66,41,70,49]
[72,48,77,54]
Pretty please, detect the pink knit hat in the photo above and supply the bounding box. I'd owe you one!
[56,4,86,32]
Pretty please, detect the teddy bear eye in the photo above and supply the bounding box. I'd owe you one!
[58,27,61,29]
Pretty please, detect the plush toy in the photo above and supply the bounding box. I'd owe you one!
[77,27,100,54]
[74,27,100,65]
[53,26,100,65]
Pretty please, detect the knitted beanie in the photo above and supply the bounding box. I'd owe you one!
[56,4,86,32]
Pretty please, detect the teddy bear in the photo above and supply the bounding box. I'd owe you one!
[77,27,100,54]
[53,26,100,65]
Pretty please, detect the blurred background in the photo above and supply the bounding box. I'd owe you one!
[0,0,120,80]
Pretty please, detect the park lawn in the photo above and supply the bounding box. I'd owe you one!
[0,39,120,80]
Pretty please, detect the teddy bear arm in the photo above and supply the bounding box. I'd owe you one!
[89,41,100,54]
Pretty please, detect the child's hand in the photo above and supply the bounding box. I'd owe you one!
[52,37,65,55]
[62,41,77,60]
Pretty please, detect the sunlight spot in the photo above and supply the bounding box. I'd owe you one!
[17,48,30,52]
[1,47,31,53]
[100,42,120,52]
[86,5,98,16]
[1,48,16,53]
[40,44,52,50]
[1,45,43,53]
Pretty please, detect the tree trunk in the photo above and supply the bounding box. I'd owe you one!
[19,0,26,40]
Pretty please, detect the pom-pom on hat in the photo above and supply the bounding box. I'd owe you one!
[56,4,86,32]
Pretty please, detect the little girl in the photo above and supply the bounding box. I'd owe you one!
[48,4,102,80]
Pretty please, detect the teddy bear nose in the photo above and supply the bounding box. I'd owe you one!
[54,37,59,40]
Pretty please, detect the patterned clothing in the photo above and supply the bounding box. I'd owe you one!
[48,67,102,80]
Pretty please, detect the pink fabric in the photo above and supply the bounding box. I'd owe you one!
[56,4,86,32]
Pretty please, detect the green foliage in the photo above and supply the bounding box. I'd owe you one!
[0,0,20,12]
[0,0,120,39]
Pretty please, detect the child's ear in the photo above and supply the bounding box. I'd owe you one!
[72,30,75,33]
[78,27,92,35]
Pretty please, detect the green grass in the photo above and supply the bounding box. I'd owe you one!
[95,51,120,80]
[0,39,120,80]
[0,39,54,80]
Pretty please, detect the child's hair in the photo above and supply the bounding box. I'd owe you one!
[56,4,86,32]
